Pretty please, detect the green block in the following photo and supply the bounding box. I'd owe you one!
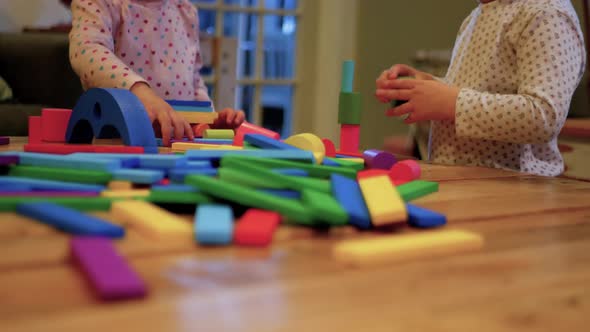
[0,197,112,212]
[326,157,365,171]
[218,167,285,189]
[203,129,235,139]
[221,155,357,179]
[185,175,313,224]
[242,142,260,149]
[221,158,332,193]
[397,180,439,201]
[338,92,362,125]
[302,189,348,226]
[9,165,112,184]
[147,190,211,205]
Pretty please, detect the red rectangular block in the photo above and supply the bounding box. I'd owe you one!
[24,143,145,155]
[28,116,42,144]
[339,124,360,154]
[41,108,72,143]
[234,209,281,247]
[234,122,280,146]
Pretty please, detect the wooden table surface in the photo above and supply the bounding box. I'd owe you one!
[1,137,590,331]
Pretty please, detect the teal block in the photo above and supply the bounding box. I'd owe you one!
[172,105,214,112]
[341,60,355,93]
[194,204,234,245]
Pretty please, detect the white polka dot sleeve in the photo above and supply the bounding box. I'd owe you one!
[454,9,585,145]
[69,0,146,90]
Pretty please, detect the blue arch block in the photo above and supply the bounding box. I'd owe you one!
[66,88,157,149]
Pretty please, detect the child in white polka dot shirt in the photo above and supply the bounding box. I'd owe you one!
[376,0,586,176]
[69,0,245,146]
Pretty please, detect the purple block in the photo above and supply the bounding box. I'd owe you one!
[0,191,99,197]
[362,149,397,170]
[0,155,19,166]
[70,237,148,301]
[0,137,9,145]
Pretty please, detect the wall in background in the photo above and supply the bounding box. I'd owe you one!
[0,0,71,32]
[355,0,589,151]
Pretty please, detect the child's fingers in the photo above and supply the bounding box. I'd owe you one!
[384,79,418,90]
[233,111,245,127]
[157,113,173,146]
[170,115,185,141]
[224,110,236,125]
[375,88,412,102]
[385,102,414,117]
[183,120,194,140]
[387,64,414,80]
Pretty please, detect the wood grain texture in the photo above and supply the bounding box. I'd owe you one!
[1,137,589,331]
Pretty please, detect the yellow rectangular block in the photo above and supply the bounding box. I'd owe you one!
[358,175,406,226]
[177,112,218,124]
[171,142,243,152]
[203,129,235,139]
[333,230,484,266]
[100,189,150,198]
[339,158,364,164]
[107,180,133,191]
[111,200,192,240]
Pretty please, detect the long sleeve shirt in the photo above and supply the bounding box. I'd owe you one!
[69,0,210,102]
[431,0,586,176]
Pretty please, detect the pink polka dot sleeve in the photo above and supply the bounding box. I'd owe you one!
[69,0,146,90]
[455,9,586,145]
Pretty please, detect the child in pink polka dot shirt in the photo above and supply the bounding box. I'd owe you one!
[375,0,586,176]
[69,0,245,146]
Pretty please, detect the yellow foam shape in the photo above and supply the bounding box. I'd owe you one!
[358,175,406,226]
[171,142,243,151]
[107,180,133,191]
[177,112,218,124]
[284,133,325,164]
[333,230,484,266]
[111,200,192,240]
[339,158,364,164]
[100,189,150,198]
[203,129,235,139]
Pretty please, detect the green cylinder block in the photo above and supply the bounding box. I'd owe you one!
[338,92,362,125]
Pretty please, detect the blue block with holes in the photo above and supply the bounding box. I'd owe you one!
[111,169,164,184]
[66,88,157,149]
[331,174,371,229]
[406,204,447,228]
[166,100,212,108]
[194,204,233,245]
[16,202,124,237]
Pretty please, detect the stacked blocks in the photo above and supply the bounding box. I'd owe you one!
[167,100,218,124]
[338,60,362,154]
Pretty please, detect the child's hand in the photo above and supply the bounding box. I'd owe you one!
[375,79,460,124]
[211,108,246,129]
[376,64,435,103]
[130,82,194,146]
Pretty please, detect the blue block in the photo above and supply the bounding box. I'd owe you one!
[175,160,212,169]
[259,189,301,200]
[194,204,233,245]
[70,153,188,170]
[193,138,234,145]
[171,105,214,112]
[244,134,298,150]
[341,60,355,93]
[66,88,157,149]
[169,168,218,183]
[407,204,447,228]
[330,174,371,229]
[151,184,198,192]
[0,184,34,192]
[166,100,212,108]
[0,177,104,192]
[322,158,341,167]
[17,152,121,172]
[185,149,314,162]
[16,202,124,238]
[112,169,164,184]
[156,138,164,147]
[272,168,309,177]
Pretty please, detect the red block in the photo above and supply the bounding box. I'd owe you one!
[41,108,72,143]
[24,143,145,155]
[234,209,281,247]
[233,121,280,146]
[390,160,421,183]
[28,116,42,144]
[321,138,337,157]
[339,124,360,154]
[357,169,389,180]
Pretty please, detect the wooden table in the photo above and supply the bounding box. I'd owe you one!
[1,137,590,331]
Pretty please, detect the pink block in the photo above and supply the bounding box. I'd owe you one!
[390,160,421,183]
[233,121,280,146]
[322,138,337,157]
[339,124,360,154]
[41,108,72,143]
[28,116,42,144]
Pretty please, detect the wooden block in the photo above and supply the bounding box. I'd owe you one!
[107,181,133,191]
[284,133,326,164]
[397,180,439,202]
[234,122,280,146]
[177,111,218,124]
[28,116,42,144]
[185,149,315,163]
[9,165,112,184]
[234,209,281,246]
[302,189,348,226]
[101,189,151,198]
[0,197,112,212]
[407,204,447,228]
[363,149,397,170]
[203,129,235,139]
[322,138,337,157]
[111,200,192,240]
[0,176,104,192]
[331,174,371,230]
[358,175,406,226]
[390,160,421,184]
[194,204,234,245]
[16,202,124,238]
[41,108,72,143]
[71,237,147,300]
[111,169,165,184]
[339,124,360,154]
[333,230,484,266]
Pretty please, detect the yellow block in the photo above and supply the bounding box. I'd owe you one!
[284,133,326,164]
[203,129,235,139]
[100,189,150,198]
[111,201,192,240]
[177,112,218,124]
[171,142,243,152]
[358,175,406,226]
[333,230,484,266]
[339,158,365,164]
[107,180,133,191]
